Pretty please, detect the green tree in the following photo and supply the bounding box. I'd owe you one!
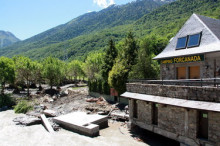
[68,60,84,84]
[108,32,138,94]
[84,52,103,81]
[0,57,15,95]
[129,35,166,79]
[108,60,129,95]
[42,57,64,89]
[13,56,35,96]
[101,39,118,94]
[31,61,43,89]
[84,52,103,92]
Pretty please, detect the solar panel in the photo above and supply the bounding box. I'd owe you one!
[176,37,187,49]
[187,33,201,48]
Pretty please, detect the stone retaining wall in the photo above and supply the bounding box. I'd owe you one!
[126,83,220,102]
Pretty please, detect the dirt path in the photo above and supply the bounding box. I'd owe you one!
[0,110,148,146]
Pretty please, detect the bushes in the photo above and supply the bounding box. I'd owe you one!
[0,94,15,108]
[14,100,33,114]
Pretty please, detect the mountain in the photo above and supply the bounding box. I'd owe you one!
[1,0,220,61]
[0,31,20,48]
[0,0,164,59]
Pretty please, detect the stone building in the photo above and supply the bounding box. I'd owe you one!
[121,14,220,146]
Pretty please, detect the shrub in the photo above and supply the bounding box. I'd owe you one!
[0,94,16,108]
[14,100,33,114]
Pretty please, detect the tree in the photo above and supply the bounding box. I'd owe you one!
[42,57,64,89]
[84,52,103,92]
[68,60,84,85]
[108,32,138,94]
[101,39,118,94]
[108,60,129,95]
[31,61,43,89]
[0,57,15,95]
[13,56,35,96]
[129,35,167,79]
[84,52,103,81]
[121,31,138,69]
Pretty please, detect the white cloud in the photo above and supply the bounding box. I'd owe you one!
[93,0,115,8]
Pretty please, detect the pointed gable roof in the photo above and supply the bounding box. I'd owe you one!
[154,14,220,60]
[196,14,220,40]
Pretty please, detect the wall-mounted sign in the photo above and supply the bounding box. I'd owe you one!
[159,54,204,64]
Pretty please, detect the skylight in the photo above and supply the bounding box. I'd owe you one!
[176,37,187,49]
[187,33,201,48]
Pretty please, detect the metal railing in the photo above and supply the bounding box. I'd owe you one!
[128,78,220,87]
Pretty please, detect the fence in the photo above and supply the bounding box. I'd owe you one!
[128,78,220,87]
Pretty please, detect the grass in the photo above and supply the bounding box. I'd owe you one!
[14,100,33,114]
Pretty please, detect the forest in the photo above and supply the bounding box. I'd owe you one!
[0,32,167,109]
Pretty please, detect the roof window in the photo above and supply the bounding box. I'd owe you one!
[176,32,202,50]
[176,36,187,49]
[187,33,201,48]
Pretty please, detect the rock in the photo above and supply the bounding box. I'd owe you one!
[52,95,57,100]
[43,110,57,117]
[49,99,54,103]
[40,104,47,110]
[13,116,41,126]
[59,91,68,97]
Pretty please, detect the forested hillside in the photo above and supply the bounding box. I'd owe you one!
[0,0,220,60]
[0,0,163,60]
[0,31,20,48]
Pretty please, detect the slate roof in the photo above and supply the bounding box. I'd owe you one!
[154,14,220,60]
[197,14,220,40]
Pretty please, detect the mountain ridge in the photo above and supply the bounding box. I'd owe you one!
[1,0,219,60]
[0,31,20,48]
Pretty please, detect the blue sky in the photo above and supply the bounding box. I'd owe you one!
[0,0,135,40]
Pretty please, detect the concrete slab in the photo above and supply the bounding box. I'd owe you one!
[53,112,108,137]
[40,114,54,133]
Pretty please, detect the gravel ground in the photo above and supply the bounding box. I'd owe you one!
[0,110,147,146]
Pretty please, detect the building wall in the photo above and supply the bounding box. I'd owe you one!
[160,53,220,80]
[129,99,220,146]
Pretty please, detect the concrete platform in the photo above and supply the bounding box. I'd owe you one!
[53,112,108,137]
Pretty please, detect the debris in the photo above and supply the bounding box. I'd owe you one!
[43,109,57,117]
[110,112,129,121]
[13,116,41,126]
[53,112,108,137]
[40,114,54,133]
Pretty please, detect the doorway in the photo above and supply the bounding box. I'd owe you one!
[189,66,200,79]
[198,111,208,139]
[177,67,187,79]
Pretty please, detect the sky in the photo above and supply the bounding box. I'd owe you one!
[0,0,135,40]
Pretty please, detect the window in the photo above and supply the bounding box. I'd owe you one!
[152,103,158,125]
[187,33,201,48]
[133,100,138,118]
[176,36,187,49]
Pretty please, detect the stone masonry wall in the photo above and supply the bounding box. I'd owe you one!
[129,99,220,145]
[160,54,220,80]
[158,105,185,136]
[126,83,220,102]
[137,100,152,124]
[209,112,220,143]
